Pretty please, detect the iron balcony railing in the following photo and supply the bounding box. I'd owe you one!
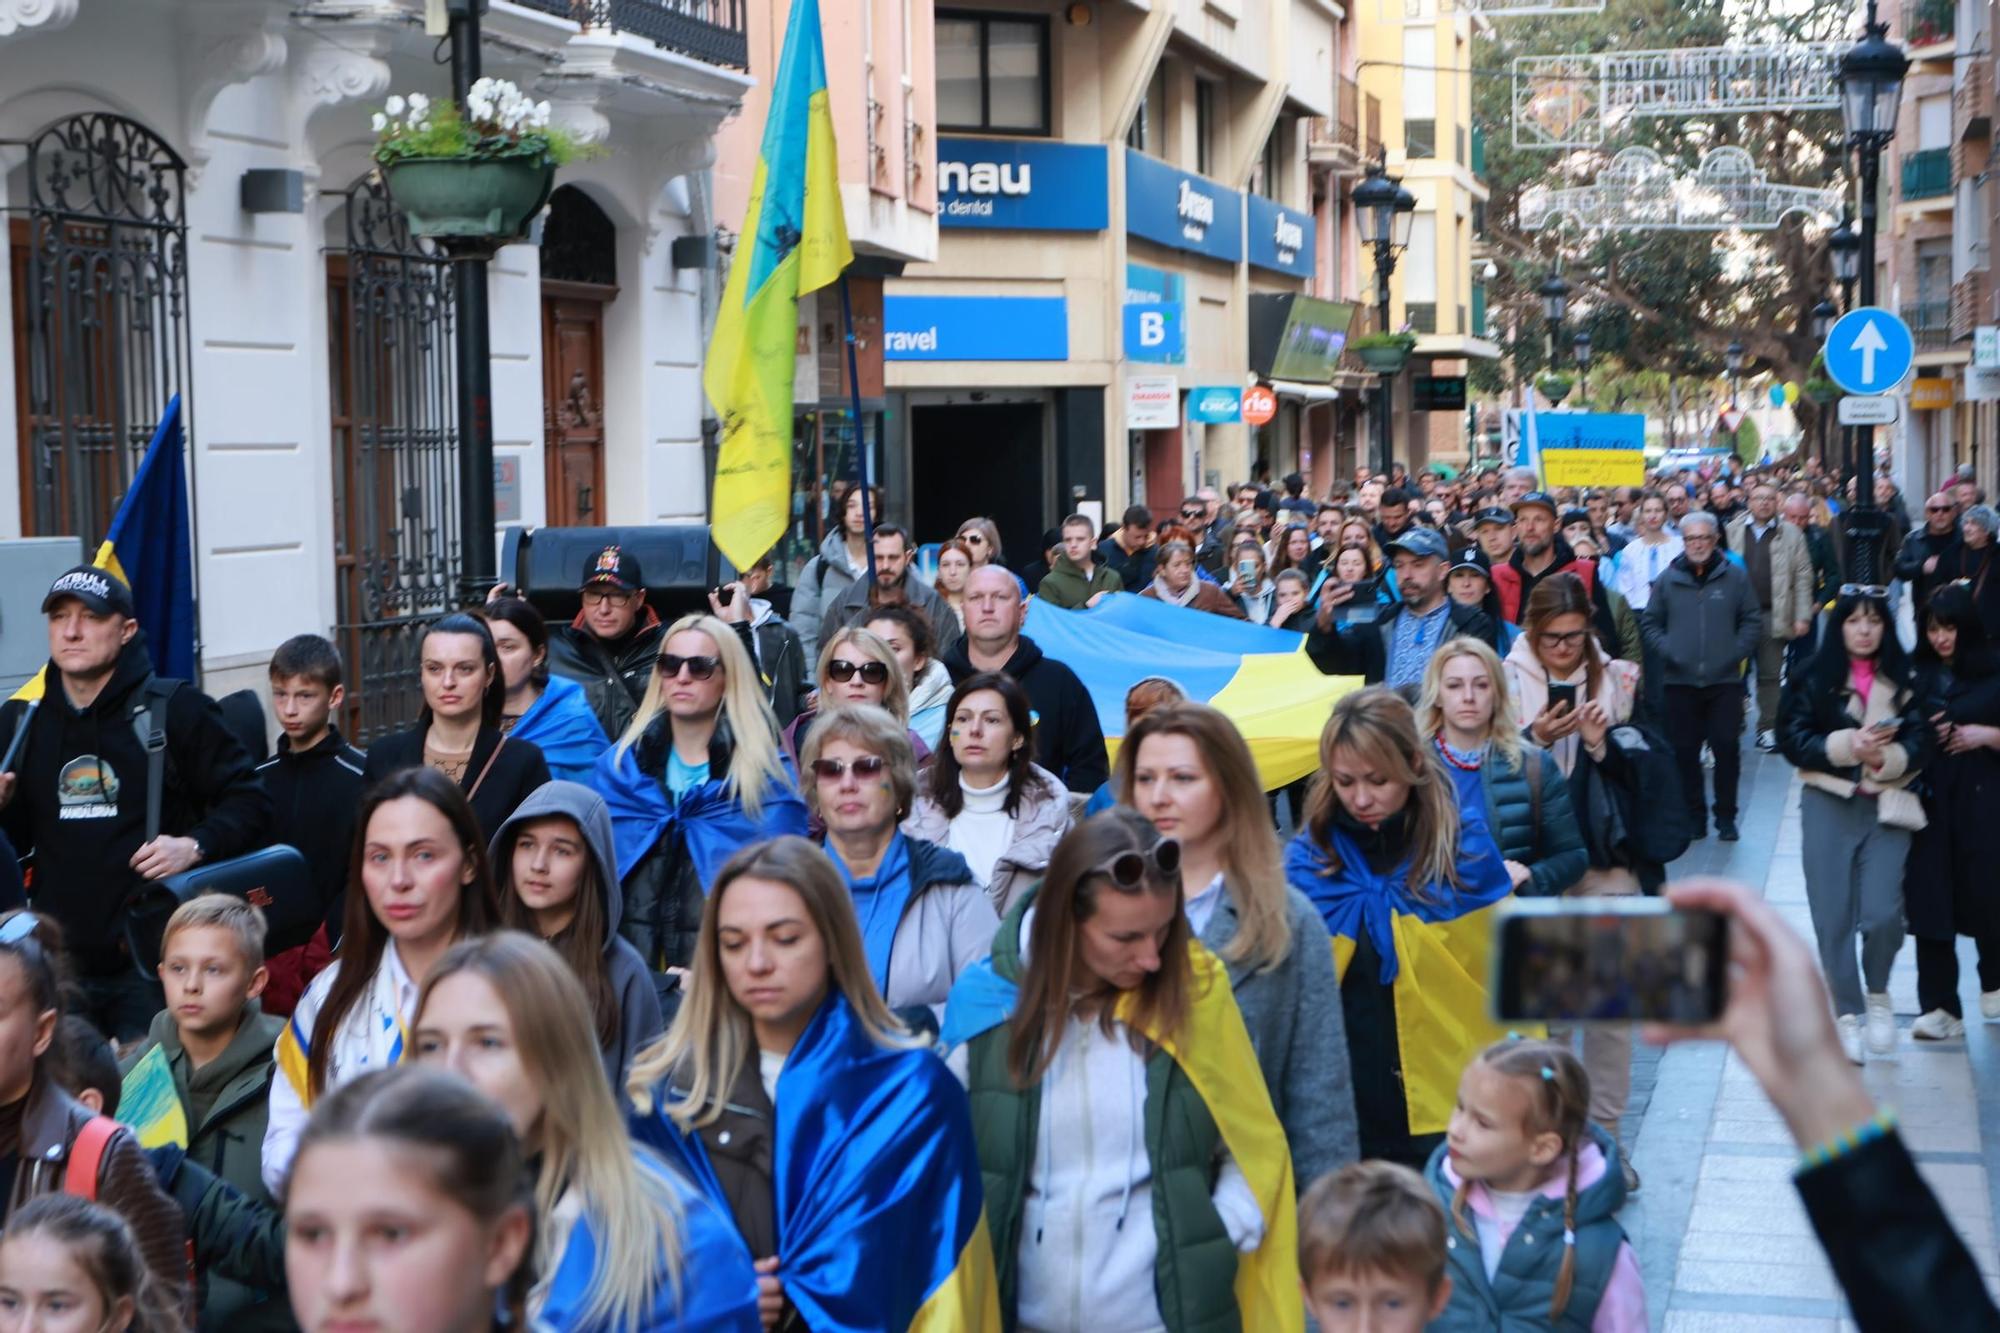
[1902,147,1952,199]
[516,0,748,69]
[1903,0,1955,46]
[1904,300,1952,348]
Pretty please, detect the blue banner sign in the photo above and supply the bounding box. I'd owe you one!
[1125,149,1242,263]
[1123,263,1186,364]
[1188,386,1243,423]
[1534,412,1646,450]
[881,295,1069,361]
[937,138,1109,231]
[1246,194,1315,278]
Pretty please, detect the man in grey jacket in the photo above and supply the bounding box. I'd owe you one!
[819,523,962,657]
[1641,511,1763,842]
[1727,483,1815,750]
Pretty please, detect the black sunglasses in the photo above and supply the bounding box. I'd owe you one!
[1839,583,1890,600]
[810,754,888,781]
[1092,837,1181,888]
[656,653,720,680]
[827,658,891,685]
[960,532,986,544]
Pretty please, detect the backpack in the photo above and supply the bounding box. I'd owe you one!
[67,1115,201,1312]
[1602,722,1693,867]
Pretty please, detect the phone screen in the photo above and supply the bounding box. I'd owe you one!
[1494,900,1728,1025]
[1547,682,1579,713]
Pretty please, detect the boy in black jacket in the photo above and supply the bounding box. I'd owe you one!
[257,635,366,1015]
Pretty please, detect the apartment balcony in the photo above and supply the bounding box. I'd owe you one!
[1952,271,1990,341]
[1365,93,1384,163]
[1906,300,1953,349]
[1902,147,1953,200]
[515,0,749,68]
[1307,77,1363,172]
[1903,0,1955,59]
[1958,60,1993,143]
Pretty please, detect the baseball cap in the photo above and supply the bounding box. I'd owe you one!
[579,544,643,593]
[1472,506,1515,529]
[1560,506,1592,529]
[42,566,135,617]
[1384,527,1449,561]
[1447,556,1491,582]
[1511,491,1559,518]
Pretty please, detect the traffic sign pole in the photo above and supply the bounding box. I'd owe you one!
[1821,306,1912,586]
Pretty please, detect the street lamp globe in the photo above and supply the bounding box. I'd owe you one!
[1839,23,1910,145]
[1573,330,1592,368]
[1725,339,1745,375]
[1539,269,1569,324]
[1812,299,1838,340]
[1353,163,1401,248]
[1391,182,1418,250]
[1828,217,1862,285]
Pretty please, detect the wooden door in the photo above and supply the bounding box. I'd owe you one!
[541,289,608,527]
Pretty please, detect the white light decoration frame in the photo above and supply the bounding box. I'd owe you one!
[1513,43,1844,148]
[1520,146,1845,231]
[1389,0,1604,21]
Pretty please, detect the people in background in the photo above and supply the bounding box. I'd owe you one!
[1727,484,1816,750]
[1142,539,1249,619]
[791,482,877,669]
[781,626,931,771]
[545,544,667,741]
[485,597,612,784]
[1036,513,1123,610]
[864,606,953,752]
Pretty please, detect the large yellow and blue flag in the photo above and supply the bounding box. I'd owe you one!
[705,0,852,570]
[1023,594,1360,788]
[11,395,194,705]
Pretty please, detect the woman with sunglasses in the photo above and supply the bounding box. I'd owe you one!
[598,614,809,983]
[799,705,996,1028]
[939,809,1302,1333]
[1904,583,2000,1040]
[905,672,1072,914]
[363,612,553,841]
[779,627,931,772]
[1779,585,1931,1065]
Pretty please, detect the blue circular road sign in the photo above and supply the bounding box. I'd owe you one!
[1822,307,1916,397]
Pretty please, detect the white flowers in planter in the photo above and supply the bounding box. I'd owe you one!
[466,78,553,135]
[372,92,433,136]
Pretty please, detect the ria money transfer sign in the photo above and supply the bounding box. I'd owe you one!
[1535,412,1646,487]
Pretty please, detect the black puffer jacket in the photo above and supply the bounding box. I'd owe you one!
[546,612,666,742]
[618,715,744,976]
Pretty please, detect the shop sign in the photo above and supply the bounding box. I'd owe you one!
[1187,386,1242,423]
[937,138,1109,231]
[1125,149,1242,263]
[881,295,1069,361]
[493,456,520,523]
[1413,375,1468,411]
[1126,375,1180,429]
[1241,385,1278,426]
[1968,366,2000,402]
[1911,376,1955,412]
[1124,263,1187,364]
[1246,194,1315,278]
[1975,325,2000,369]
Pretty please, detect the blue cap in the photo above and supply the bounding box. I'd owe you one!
[1385,527,1449,561]
[1512,491,1560,518]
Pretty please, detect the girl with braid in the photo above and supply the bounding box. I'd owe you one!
[1422,1039,1648,1331]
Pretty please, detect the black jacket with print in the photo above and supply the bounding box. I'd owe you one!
[0,635,271,966]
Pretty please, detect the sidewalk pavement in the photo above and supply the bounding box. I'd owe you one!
[1624,762,2000,1330]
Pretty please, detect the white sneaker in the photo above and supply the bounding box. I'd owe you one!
[1912,1009,1965,1041]
[1865,993,1897,1055]
[1756,728,1778,751]
[1982,990,2000,1021]
[1837,1014,1866,1065]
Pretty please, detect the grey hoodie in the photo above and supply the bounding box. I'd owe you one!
[489,781,664,1090]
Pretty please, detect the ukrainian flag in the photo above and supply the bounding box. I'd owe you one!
[1023,594,1360,788]
[705,0,852,571]
[12,395,194,703]
[117,1044,190,1149]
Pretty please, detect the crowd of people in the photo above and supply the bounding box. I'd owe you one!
[0,443,1989,1332]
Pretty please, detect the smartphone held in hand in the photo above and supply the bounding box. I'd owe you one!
[1493,897,1729,1025]
[1546,682,1579,714]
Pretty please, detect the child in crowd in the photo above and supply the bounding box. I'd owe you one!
[121,894,288,1332]
[0,1195,187,1333]
[1426,1039,1646,1331]
[57,1014,121,1115]
[1298,1160,1452,1333]
[259,635,368,1015]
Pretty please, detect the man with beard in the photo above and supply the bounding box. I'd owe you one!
[1488,492,1607,628]
[1306,528,1495,694]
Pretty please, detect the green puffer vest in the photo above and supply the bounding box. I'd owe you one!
[965,892,1243,1333]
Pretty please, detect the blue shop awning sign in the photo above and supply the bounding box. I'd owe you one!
[881,295,1069,361]
[1125,149,1242,263]
[938,138,1109,231]
[1247,194,1315,278]
[1188,386,1243,423]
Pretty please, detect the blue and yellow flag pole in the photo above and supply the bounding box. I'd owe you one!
[839,275,879,588]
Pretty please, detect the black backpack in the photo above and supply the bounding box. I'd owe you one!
[1601,722,1693,867]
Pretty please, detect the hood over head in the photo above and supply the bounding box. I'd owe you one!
[488,779,624,947]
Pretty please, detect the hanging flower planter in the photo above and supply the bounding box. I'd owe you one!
[1804,378,1841,405]
[1352,332,1418,376]
[371,81,589,248]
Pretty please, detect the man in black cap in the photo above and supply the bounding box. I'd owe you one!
[1308,527,1495,695]
[0,566,270,1039]
[1490,491,1610,629]
[1470,505,1517,568]
[545,544,665,741]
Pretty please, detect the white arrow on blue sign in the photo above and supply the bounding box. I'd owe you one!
[1823,307,1915,397]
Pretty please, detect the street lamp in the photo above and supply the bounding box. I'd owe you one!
[1539,269,1569,360]
[1828,215,1862,312]
[1572,330,1591,403]
[1836,2,1909,582]
[1353,160,1416,474]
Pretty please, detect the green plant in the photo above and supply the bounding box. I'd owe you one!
[1537,372,1574,399]
[1351,331,1419,352]
[372,81,593,167]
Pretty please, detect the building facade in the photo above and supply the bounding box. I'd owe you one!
[0,0,749,735]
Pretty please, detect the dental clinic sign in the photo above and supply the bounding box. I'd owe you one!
[1125,149,1242,263]
[1247,195,1315,279]
[937,138,1109,231]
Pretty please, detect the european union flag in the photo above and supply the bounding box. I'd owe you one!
[98,395,195,681]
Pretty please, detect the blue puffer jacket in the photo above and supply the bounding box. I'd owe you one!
[1476,742,1587,898]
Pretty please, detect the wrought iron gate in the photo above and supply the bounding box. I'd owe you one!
[328,176,459,742]
[20,113,191,544]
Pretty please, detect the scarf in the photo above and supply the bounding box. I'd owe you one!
[825,831,913,992]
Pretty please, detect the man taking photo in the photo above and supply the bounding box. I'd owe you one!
[1307,528,1495,694]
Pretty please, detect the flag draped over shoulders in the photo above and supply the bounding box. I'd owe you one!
[1284,809,1523,1137]
[509,674,610,785]
[705,0,852,570]
[595,743,808,884]
[634,992,1000,1332]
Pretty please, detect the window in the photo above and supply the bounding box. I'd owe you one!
[1195,79,1216,175]
[1405,213,1438,304]
[937,13,1049,134]
[1916,237,1952,304]
[1256,122,1284,198]
[1405,120,1436,158]
[1917,94,1951,149]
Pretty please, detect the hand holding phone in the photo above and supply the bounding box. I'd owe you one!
[1494,897,1729,1025]
[1546,682,1579,714]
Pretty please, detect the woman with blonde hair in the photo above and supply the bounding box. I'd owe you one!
[411,931,760,1330]
[1118,703,1359,1184]
[1417,637,1586,899]
[628,837,993,1332]
[597,612,808,976]
[1284,688,1516,1167]
[780,625,930,768]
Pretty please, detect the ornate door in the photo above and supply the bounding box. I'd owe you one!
[541,294,606,526]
